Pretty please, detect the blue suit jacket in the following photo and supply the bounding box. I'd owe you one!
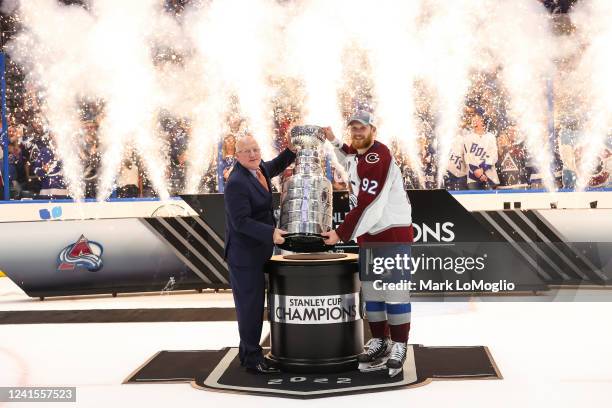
[224,148,296,267]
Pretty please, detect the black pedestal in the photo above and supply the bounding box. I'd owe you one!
[266,254,363,373]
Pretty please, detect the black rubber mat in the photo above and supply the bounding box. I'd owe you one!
[125,345,501,398]
[0,307,237,324]
[124,349,230,383]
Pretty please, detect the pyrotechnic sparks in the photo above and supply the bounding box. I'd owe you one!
[2,0,609,199]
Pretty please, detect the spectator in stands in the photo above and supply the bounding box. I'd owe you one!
[220,134,237,182]
[496,125,529,189]
[18,115,49,196]
[416,134,436,190]
[444,132,468,190]
[79,118,100,198]
[117,148,141,198]
[2,123,26,197]
[6,142,24,198]
[168,119,189,195]
[463,107,499,190]
[217,115,245,192]
[32,133,69,199]
[390,140,421,190]
[558,117,580,189]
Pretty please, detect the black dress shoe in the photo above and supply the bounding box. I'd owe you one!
[263,357,280,369]
[245,360,281,374]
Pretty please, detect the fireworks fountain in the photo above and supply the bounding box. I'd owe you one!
[3,0,610,199]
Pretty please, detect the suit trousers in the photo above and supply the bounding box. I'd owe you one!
[228,262,266,368]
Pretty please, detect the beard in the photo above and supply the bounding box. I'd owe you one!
[351,132,374,150]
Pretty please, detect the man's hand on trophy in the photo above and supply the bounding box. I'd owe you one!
[322,126,335,142]
[273,228,288,245]
[286,133,297,153]
[321,230,340,245]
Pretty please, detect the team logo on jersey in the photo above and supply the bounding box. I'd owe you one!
[501,153,519,172]
[365,152,380,164]
[57,235,104,272]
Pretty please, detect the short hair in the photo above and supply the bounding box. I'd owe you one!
[235,133,258,153]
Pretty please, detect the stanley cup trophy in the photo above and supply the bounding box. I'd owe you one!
[278,125,333,252]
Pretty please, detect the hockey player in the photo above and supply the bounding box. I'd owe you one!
[463,108,499,190]
[321,111,413,377]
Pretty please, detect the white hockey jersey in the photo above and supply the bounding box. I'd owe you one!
[331,138,413,244]
[463,131,499,184]
[447,133,467,178]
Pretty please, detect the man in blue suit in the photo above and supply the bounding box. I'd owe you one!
[224,134,296,374]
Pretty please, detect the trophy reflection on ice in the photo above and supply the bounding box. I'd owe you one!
[278,125,333,252]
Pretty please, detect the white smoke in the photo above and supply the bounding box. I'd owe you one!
[418,0,481,188]
[8,0,94,200]
[358,0,424,186]
[5,0,597,199]
[481,0,558,191]
[182,0,286,192]
[9,0,174,200]
[91,0,173,201]
[282,0,347,136]
[570,0,612,190]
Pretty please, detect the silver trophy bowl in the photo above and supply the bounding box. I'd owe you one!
[278,125,333,252]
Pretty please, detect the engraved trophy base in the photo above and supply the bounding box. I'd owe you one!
[277,233,335,253]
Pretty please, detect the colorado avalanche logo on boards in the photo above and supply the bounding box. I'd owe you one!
[57,235,104,272]
[365,153,380,164]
